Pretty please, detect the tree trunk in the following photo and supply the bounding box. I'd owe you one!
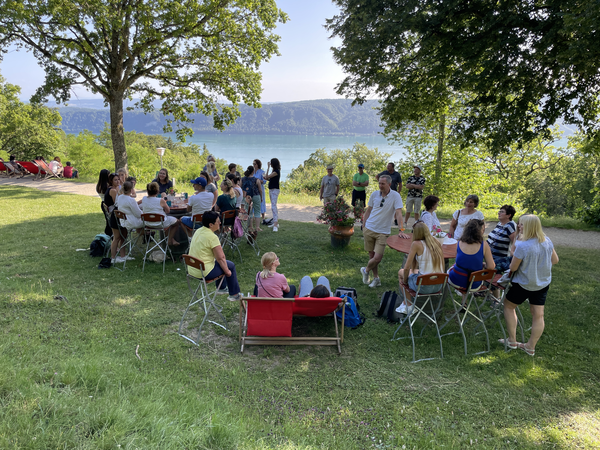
[434,114,445,195]
[109,96,128,171]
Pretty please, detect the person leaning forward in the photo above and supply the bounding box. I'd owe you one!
[319,164,340,204]
[360,175,410,288]
[352,163,369,206]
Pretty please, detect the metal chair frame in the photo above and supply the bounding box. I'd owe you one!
[141,213,175,273]
[392,273,449,362]
[239,208,260,256]
[112,209,142,270]
[219,210,242,262]
[179,254,228,345]
[439,269,496,355]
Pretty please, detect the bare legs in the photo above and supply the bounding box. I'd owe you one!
[366,251,383,279]
[110,228,126,259]
[504,299,545,351]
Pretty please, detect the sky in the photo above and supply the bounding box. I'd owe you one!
[0,0,346,103]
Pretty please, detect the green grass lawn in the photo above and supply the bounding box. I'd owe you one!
[1,185,599,449]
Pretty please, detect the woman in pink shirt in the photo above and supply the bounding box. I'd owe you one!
[254,252,297,298]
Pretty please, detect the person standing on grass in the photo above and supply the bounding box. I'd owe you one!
[404,164,426,227]
[264,158,281,232]
[501,214,558,356]
[360,174,410,288]
[319,164,340,205]
[253,159,267,220]
[376,162,402,193]
[352,163,369,207]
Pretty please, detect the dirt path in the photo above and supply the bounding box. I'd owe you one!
[2,177,599,250]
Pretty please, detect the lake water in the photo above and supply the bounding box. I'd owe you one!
[166,133,407,179]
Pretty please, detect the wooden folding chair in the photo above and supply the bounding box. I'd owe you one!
[112,210,142,269]
[34,159,58,180]
[141,213,175,273]
[393,273,449,362]
[179,254,228,345]
[183,213,203,254]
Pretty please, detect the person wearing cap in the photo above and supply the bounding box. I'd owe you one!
[181,177,215,235]
[404,164,426,226]
[352,163,369,207]
[202,155,220,184]
[319,164,340,205]
[376,162,402,193]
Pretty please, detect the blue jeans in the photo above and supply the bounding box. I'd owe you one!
[206,260,240,295]
[408,273,443,294]
[493,255,512,273]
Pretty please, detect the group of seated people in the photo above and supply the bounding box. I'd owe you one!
[1,155,78,178]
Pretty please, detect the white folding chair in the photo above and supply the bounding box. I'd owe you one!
[439,269,496,355]
[112,210,142,270]
[179,254,228,345]
[141,213,175,273]
[393,273,449,362]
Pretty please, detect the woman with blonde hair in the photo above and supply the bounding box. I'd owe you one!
[215,178,237,227]
[396,222,446,314]
[502,214,559,356]
[254,252,296,298]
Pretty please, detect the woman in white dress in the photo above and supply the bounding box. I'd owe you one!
[448,194,485,240]
[140,182,180,246]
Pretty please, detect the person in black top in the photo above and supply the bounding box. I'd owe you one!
[265,158,281,232]
[376,162,402,193]
[152,168,173,197]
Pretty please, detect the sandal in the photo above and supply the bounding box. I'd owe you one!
[498,338,518,350]
[518,342,535,356]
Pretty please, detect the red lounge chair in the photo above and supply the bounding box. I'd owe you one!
[18,161,40,178]
[239,296,346,354]
[34,159,58,180]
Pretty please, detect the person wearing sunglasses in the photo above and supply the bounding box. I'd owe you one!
[360,174,410,288]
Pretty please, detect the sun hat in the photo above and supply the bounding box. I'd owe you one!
[190,177,207,187]
[326,164,334,170]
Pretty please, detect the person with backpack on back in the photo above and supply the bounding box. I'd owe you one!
[241,165,263,237]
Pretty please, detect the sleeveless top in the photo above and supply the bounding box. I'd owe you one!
[104,188,116,211]
[415,241,437,274]
[141,196,165,217]
[448,242,484,289]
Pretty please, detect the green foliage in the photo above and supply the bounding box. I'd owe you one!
[316,196,364,227]
[286,143,391,196]
[0,73,63,160]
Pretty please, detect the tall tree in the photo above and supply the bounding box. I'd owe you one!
[0,0,287,170]
[327,0,600,152]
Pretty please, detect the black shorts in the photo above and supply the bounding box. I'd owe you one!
[506,283,549,306]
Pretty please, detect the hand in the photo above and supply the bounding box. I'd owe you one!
[267,162,271,167]
[225,270,232,277]
[398,231,410,239]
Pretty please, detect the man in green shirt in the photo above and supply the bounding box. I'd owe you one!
[352,163,369,206]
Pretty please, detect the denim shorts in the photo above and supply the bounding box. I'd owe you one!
[408,273,443,294]
[493,255,512,273]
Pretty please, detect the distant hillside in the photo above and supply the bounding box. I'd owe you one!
[57,99,384,135]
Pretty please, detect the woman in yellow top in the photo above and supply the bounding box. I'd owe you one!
[188,211,242,301]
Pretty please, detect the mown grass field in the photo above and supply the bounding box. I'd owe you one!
[1,185,599,449]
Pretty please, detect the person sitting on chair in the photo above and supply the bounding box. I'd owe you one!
[254,252,297,298]
[188,211,243,302]
[181,177,214,235]
[298,276,333,298]
[48,156,64,177]
[140,181,180,246]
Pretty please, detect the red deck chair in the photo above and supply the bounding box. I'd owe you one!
[34,159,58,180]
[18,161,40,178]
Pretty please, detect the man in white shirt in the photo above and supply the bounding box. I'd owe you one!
[360,175,410,288]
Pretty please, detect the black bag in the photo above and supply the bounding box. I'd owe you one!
[335,286,358,300]
[90,233,110,257]
[98,257,112,269]
[376,290,404,323]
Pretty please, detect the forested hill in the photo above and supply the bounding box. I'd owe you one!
[57,99,384,135]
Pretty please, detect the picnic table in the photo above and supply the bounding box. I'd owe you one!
[386,235,457,270]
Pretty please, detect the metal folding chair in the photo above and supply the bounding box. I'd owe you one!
[183,213,203,254]
[239,208,260,256]
[141,213,175,273]
[439,269,496,355]
[112,210,142,270]
[219,210,242,261]
[393,273,449,362]
[179,254,228,345]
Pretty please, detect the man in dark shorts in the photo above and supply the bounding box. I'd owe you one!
[351,163,369,206]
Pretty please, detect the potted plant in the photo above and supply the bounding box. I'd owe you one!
[316,197,365,248]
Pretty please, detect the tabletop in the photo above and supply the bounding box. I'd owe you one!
[386,235,457,260]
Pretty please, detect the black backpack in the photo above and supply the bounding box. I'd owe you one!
[376,290,404,323]
[90,234,110,257]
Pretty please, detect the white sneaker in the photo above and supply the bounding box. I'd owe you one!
[125,255,135,261]
[273,226,278,232]
[395,302,407,314]
[268,223,275,228]
[227,293,243,302]
[115,256,126,263]
[361,267,370,284]
[369,277,381,288]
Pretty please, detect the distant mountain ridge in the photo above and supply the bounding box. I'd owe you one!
[55,99,384,135]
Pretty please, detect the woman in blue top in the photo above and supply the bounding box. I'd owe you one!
[448,219,495,293]
[502,214,559,356]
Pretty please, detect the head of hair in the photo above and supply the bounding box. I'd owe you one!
[411,222,444,272]
[460,219,485,244]
[207,161,216,173]
[379,174,392,185]
[310,285,330,298]
[122,181,133,194]
[221,179,235,197]
[117,167,128,177]
[501,204,516,220]
[423,195,439,211]
[519,214,546,243]
[464,194,480,207]
[66,161,72,166]
[9,155,16,161]
[270,158,281,171]
[126,176,136,183]
[244,165,254,177]
[200,170,213,183]
[387,162,395,168]
[202,211,220,228]
[54,156,61,162]
[228,163,238,172]
[157,168,169,183]
[260,252,278,279]
[226,173,240,185]
[96,169,110,194]
[147,181,160,196]
[253,159,262,169]
[207,155,215,162]
[108,172,119,189]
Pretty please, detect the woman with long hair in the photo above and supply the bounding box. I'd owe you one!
[152,168,173,197]
[106,173,128,262]
[448,194,485,240]
[396,222,446,313]
[96,169,110,198]
[264,158,281,232]
[226,173,243,209]
[502,215,559,356]
[254,252,296,298]
[241,165,263,235]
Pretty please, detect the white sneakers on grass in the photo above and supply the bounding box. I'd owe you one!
[361,267,369,284]
[369,277,381,288]
[395,302,407,314]
[273,226,278,232]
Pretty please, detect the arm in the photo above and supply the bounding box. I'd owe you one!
[109,188,117,203]
[335,179,340,196]
[352,176,359,187]
[212,190,218,207]
[551,248,559,264]
[395,209,409,238]
[319,183,324,200]
[509,256,522,273]
[362,205,372,224]
[448,211,459,237]
[403,241,420,282]
[160,198,170,214]
[483,242,496,270]
[212,245,231,277]
[256,179,263,201]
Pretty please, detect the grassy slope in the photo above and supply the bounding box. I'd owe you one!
[1,185,599,449]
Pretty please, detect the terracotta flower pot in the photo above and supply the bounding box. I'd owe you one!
[329,225,354,248]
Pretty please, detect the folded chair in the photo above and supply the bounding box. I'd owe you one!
[0,159,23,178]
[33,160,58,180]
[112,210,142,269]
[239,296,346,354]
[220,210,242,261]
[179,254,228,345]
[141,213,175,273]
[438,269,496,355]
[393,273,449,362]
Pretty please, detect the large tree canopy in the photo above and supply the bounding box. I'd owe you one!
[327,0,600,152]
[0,0,287,169]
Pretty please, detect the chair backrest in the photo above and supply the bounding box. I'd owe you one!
[245,297,294,337]
[182,254,206,273]
[19,161,38,174]
[468,269,496,284]
[141,213,165,228]
[35,159,51,172]
[191,214,203,226]
[222,210,236,220]
[114,209,127,220]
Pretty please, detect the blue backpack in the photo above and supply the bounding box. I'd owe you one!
[336,295,366,329]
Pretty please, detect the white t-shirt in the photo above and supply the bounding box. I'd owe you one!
[188,191,214,216]
[452,209,485,240]
[116,194,143,228]
[48,160,60,173]
[420,210,441,233]
[365,190,404,235]
[234,186,243,208]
